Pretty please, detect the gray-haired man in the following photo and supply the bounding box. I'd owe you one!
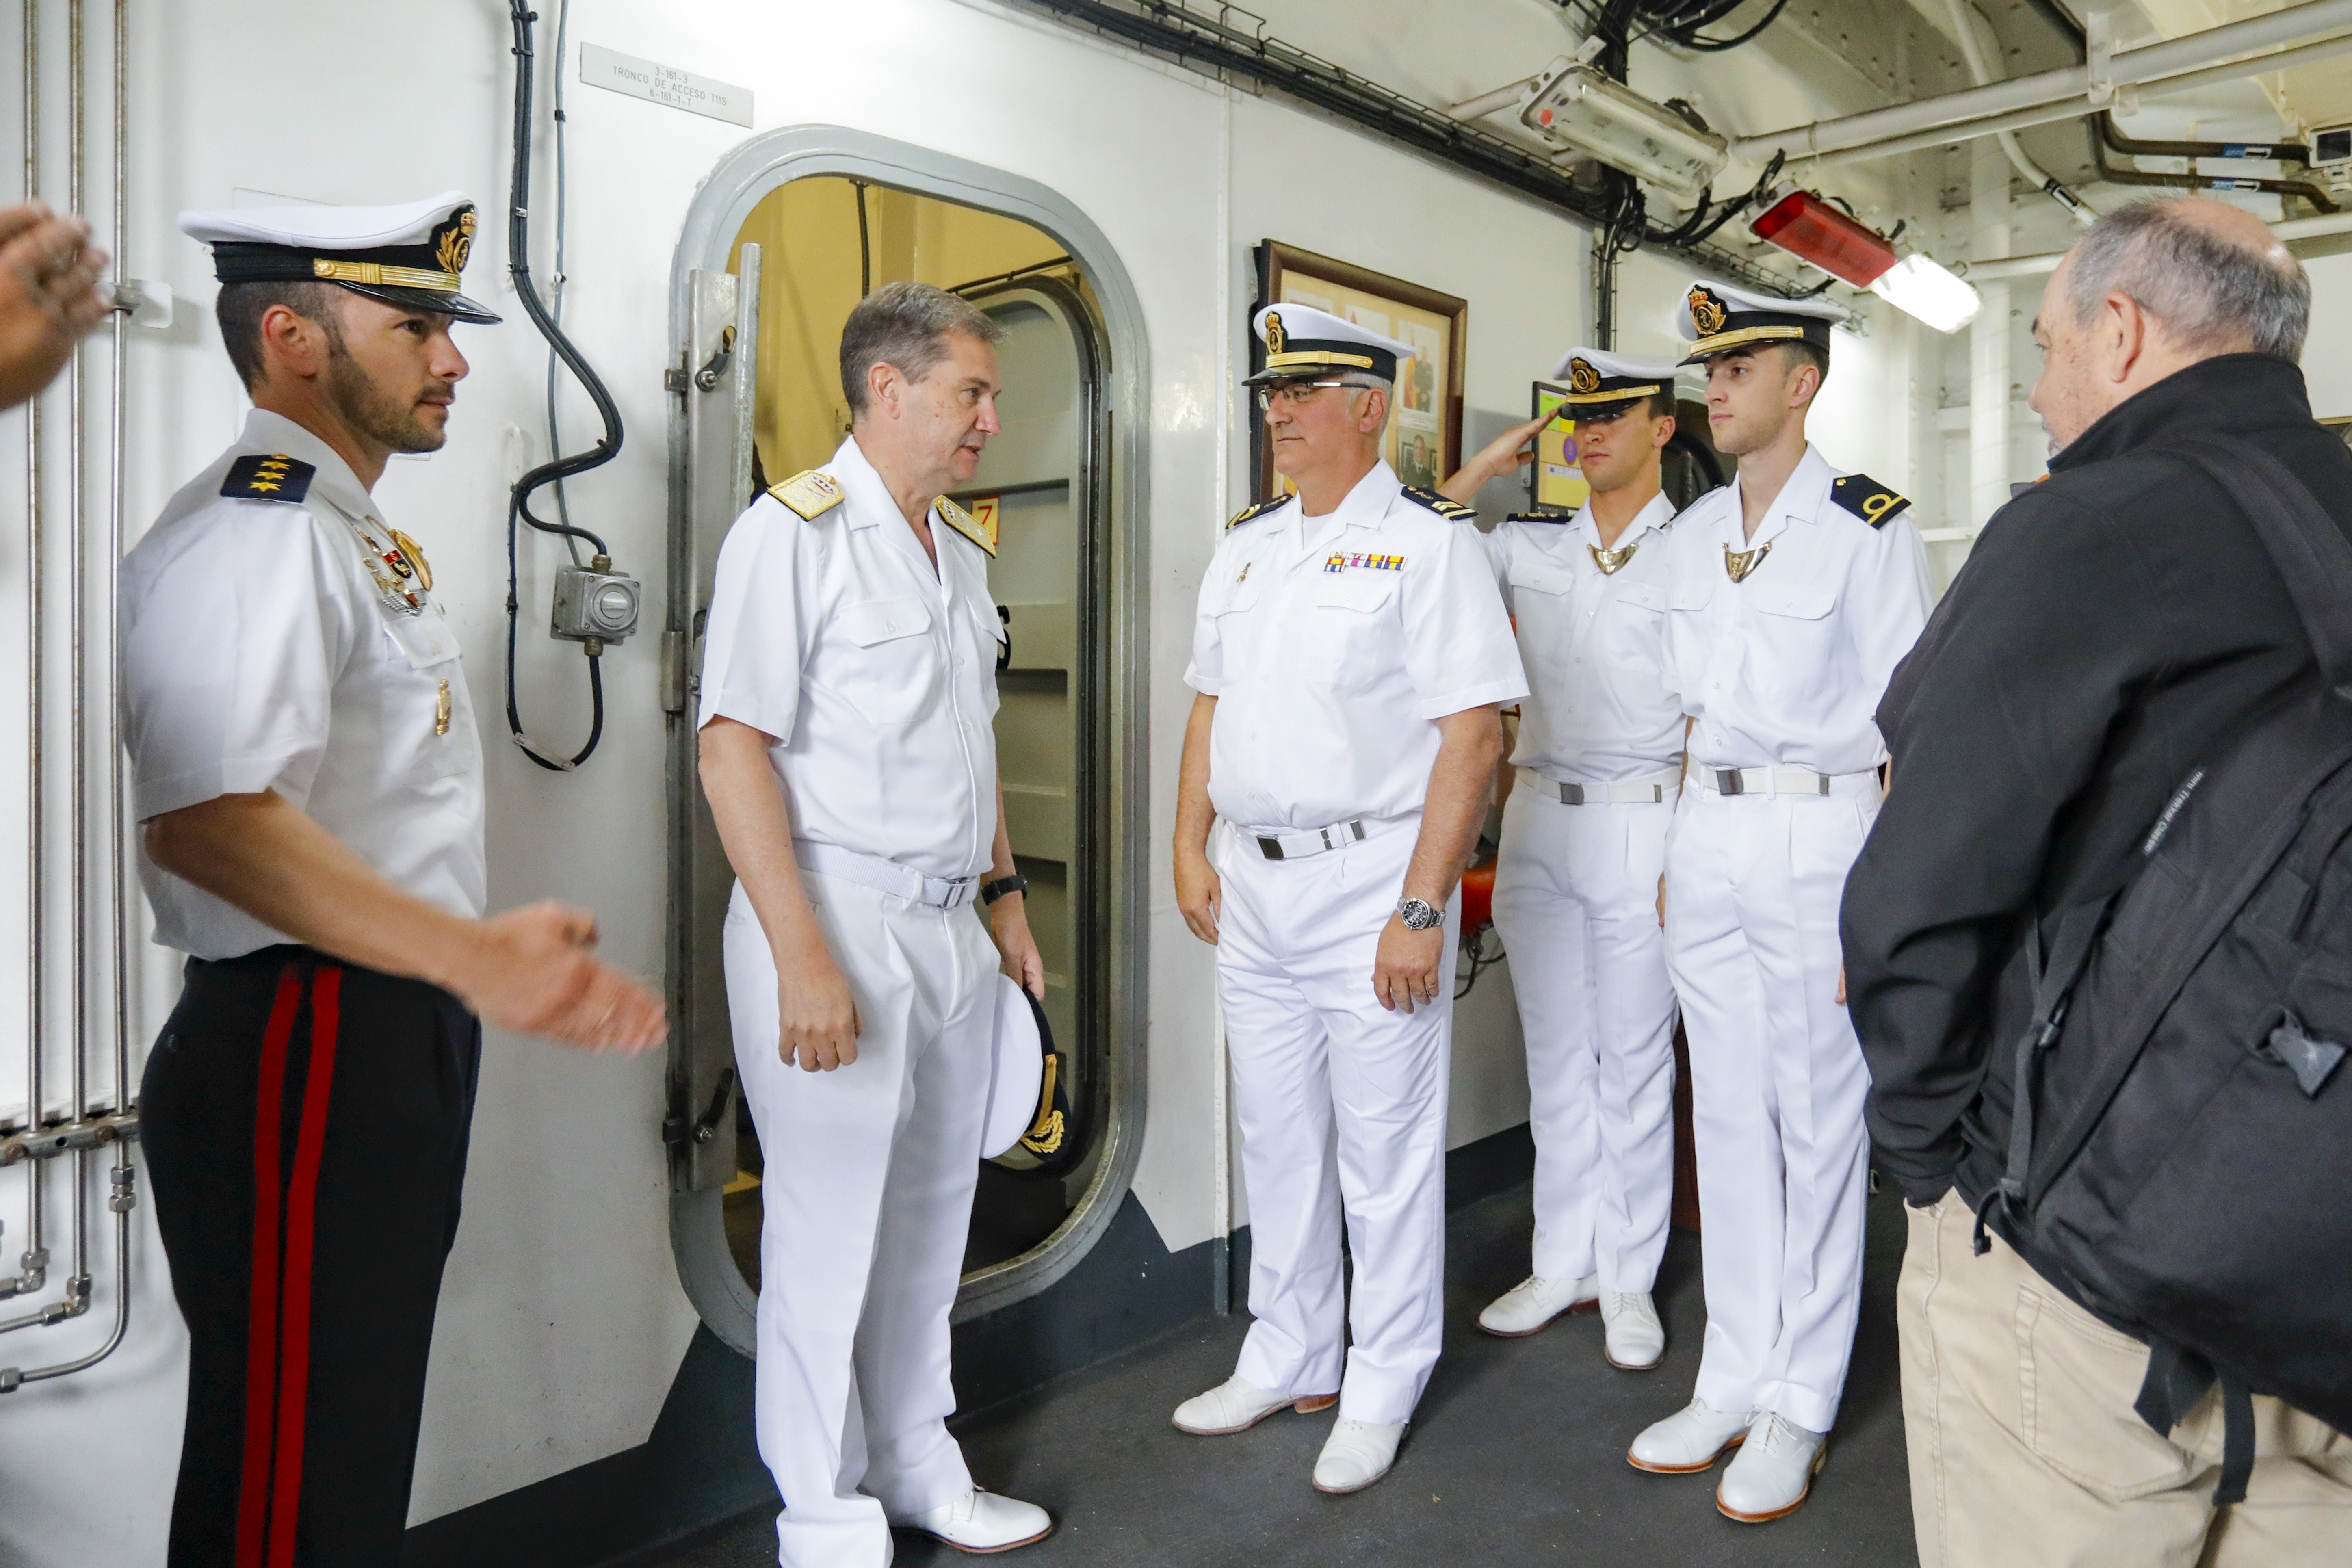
[698,280,1052,1564]
[1848,198,2352,1564]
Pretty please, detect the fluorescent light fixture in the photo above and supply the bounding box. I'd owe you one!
[1519,63,1728,204]
[1869,253,1982,333]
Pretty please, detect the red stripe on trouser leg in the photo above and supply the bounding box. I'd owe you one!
[233,967,305,1568]
[264,965,341,1568]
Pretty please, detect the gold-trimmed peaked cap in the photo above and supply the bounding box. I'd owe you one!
[179,191,502,325]
[1243,302,1416,386]
[1549,345,1681,419]
[1676,278,1844,366]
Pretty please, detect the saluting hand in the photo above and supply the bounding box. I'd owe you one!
[1373,914,1446,1014]
[1434,411,1553,507]
[775,941,862,1072]
[459,900,667,1053]
[0,204,109,413]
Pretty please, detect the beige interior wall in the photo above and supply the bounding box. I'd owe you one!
[730,178,1068,480]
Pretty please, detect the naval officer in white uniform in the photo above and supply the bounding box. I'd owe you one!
[1627,281,1929,1522]
[131,194,665,1568]
[1435,349,1687,1370]
[696,282,1054,1566]
[1172,304,1526,1494]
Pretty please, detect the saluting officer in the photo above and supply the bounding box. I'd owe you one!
[130,195,665,1568]
[695,281,1055,1565]
[1626,281,1929,1522]
[1172,304,1525,1495]
[1436,348,1687,1370]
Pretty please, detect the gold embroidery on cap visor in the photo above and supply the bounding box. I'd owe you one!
[1687,286,1729,337]
[1262,349,1376,371]
[1568,357,1601,394]
[1565,382,1662,404]
[1688,324,1807,358]
[1265,311,1286,354]
[312,258,463,292]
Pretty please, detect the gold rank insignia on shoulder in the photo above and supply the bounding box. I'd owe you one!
[1724,540,1773,583]
[1829,473,1911,528]
[221,452,315,503]
[1401,485,1477,522]
[935,494,996,557]
[1226,493,1293,531]
[769,468,845,521]
[1590,540,1637,575]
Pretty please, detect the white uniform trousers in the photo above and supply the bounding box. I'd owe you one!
[1663,779,1877,1434]
[1490,780,1679,1292]
[724,873,995,1568]
[1216,819,1456,1428]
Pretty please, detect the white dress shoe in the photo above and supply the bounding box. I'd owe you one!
[1717,1413,1828,1523]
[1599,1291,1665,1370]
[1626,1397,1754,1473]
[896,1488,1054,1554]
[1171,1374,1338,1436]
[1312,1418,1406,1494]
[1477,1272,1599,1337]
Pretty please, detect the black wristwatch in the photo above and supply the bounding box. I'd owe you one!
[981,874,1029,907]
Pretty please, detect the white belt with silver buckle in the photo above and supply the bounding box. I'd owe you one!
[1246,819,1367,861]
[1518,766,1681,806]
[793,840,978,910]
[1698,765,1866,797]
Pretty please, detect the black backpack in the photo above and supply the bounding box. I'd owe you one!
[1981,437,2352,1506]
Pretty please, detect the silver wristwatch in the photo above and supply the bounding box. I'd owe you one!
[1396,896,1444,931]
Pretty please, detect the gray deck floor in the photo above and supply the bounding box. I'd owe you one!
[646,1176,1915,1568]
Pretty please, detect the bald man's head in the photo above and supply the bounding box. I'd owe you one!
[2063,196,2307,360]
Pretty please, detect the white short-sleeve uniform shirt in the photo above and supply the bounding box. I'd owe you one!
[121,409,486,961]
[697,435,1002,881]
[1490,492,1683,782]
[1185,462,1527,834]
[1661,444,1930,774]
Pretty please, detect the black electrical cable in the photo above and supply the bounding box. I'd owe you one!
[1670,0,1789,52]
[855,180,873,298]
[505,0,624,771]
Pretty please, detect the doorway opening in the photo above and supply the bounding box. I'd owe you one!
[711,178,1118,1289]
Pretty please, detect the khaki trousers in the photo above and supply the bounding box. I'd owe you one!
[1899,1189,2352,1567]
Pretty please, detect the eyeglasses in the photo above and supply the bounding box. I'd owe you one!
[1255,379,1350,411]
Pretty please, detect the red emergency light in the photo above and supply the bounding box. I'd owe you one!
[1749,190,1899,288]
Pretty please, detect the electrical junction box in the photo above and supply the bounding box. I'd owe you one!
[551,559,641,645]
[2309,123,2352,167]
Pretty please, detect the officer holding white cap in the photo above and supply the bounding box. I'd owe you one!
[133,193,665,1566]
[1624,280,1929,1522]
[696,281,1056,1564]
[1436,348,1687,1370]
[1172,303,1526,1494]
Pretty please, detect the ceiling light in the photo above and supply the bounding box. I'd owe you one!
[1518,61,1727,203]
[1869,253,1983,333]
[1749,190,1898,287]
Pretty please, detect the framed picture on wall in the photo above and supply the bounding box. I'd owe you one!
[1250,241,1467,501]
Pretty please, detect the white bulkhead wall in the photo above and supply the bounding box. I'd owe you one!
[0,0,1936,1557]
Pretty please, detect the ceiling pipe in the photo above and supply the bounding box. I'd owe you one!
[1960,207,2352,280]
[1732,0,2352,163]
[1448,74,1542,122]
[1802,28,2352,169]
[1943,0,2096,225]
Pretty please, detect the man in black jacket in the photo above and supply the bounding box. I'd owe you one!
[1845,197,2352,1565]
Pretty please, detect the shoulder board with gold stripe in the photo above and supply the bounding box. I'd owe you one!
[1226,494,1294,531]
[220,452,315,504]
[1829,473,1910,529]
[1401,485,1477,522]
[936,495,996,557]
[769,468,846,521]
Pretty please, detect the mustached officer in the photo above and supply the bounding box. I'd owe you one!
[1626,280,1928,1521]
[696,282,1055,1564]
[1172,303,1526,1494]
[131,195,666,1567]
[1436,348,1687,1369]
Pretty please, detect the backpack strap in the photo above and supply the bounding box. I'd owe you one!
[1975,894,2115,1257]
[2172,438,2352,687]
[2133,1338,2256,1506]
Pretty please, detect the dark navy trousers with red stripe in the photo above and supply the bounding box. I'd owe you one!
[143,946,481,1568]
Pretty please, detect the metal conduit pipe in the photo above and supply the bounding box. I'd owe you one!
[2102,113,2307,164]
[1944,0,2096,225]
[1447,74,1540,122]
[2090,123,2339,212]
[1733,0,2352,162]
[1804,29,2352,169]
[67,0,92,1315]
